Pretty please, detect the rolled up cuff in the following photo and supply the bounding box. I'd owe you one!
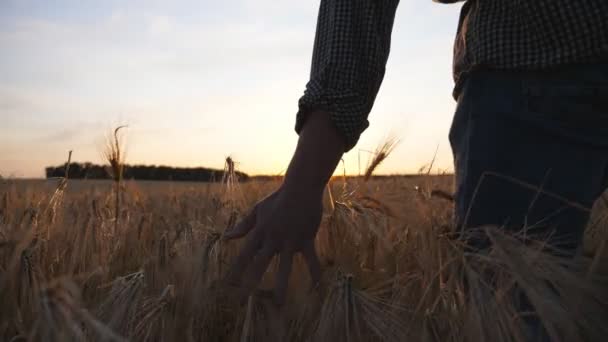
[295,81,373,152]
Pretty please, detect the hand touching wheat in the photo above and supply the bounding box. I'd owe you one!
[223,188,323,305]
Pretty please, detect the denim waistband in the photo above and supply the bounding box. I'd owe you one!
[458,63,608,149]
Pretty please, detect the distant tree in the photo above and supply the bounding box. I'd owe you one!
[45,162,249,182]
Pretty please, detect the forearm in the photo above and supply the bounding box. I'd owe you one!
[283,1,400,197]
[282,110,345,198]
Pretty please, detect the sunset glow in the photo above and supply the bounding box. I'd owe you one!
[0,1,462,178]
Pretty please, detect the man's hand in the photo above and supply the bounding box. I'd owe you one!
[223,187,323,305]
[223,110,345,305]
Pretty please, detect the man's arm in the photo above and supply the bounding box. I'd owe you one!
[224,0,400,305]
[297,0,400,151]
[223,110,343,304]
[282,110,345,198]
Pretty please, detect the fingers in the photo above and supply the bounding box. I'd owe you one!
[225,229,262,285]
[228,238,321,305]
[301,240,322,290]
[241,243,277,296]
[223,208,257,240]
[274,244,295,305]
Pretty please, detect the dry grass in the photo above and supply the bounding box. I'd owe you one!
[363,138,399,181]
[0,165,607,341]
[103,125,128,235]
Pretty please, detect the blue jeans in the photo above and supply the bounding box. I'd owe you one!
[450,65,608,340]
[450,64,608,253]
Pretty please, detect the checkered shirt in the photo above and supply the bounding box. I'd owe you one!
[296,0,608,151]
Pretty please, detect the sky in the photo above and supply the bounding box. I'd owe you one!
[0,0,463,178]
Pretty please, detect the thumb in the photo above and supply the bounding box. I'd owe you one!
[223,208,257,240]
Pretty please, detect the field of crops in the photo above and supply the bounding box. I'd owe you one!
[1,174,607,341]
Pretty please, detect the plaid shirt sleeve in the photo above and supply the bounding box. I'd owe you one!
[296,0,400,152]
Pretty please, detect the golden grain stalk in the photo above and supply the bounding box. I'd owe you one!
[103,126,128,182]
[103,125,127,233]
[364,137,399,181]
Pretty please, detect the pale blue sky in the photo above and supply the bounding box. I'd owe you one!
[0,1,463,177]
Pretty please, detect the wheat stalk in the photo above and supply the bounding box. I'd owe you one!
[103,126,127,234]
[363,138,399,181]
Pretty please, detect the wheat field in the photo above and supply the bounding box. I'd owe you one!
[1,170,607,341]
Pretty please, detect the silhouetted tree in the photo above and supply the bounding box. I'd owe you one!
[45,163,249,182]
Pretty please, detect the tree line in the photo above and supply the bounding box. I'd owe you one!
[45,162,249,182]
